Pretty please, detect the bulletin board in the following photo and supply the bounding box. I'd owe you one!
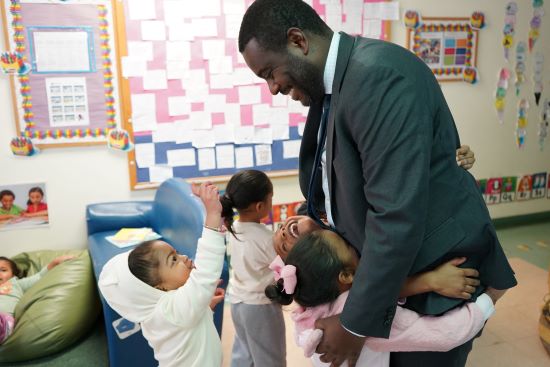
[117,0,394,190]
[406,17,480,82]
[1,0,122,147]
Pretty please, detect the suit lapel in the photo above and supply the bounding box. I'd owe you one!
[326,33,356,216]
[298,99,323,198]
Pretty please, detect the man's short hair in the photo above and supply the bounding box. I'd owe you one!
[238,0,331,53]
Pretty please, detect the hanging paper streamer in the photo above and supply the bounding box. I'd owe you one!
[107,129,134,152]
[503,2,518,61]
[539,99,550,150]
[533,52,544,105]
[470,11,486,29]
[516,99,529,148]
[514,41,526,96]
[0,51,30,75]
[10,136,39,156]
[403,10,421,29]
[529,0,544,52]
[495,67,511,123]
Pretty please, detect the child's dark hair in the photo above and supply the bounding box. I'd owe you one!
[0,256,20,278]
[265,231,345,308]
[0,190,15,201]
[220,170,273,238]
[128,240,162,287]
[27,187,44,206]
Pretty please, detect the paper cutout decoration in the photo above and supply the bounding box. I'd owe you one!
[10,136,39,156]
[529,0,544,52]
[533,52,544,105]
[495,67,511,123]
[517,174,533,200]
[463,67,478,84]
[516,98,529,148]
[486,177,503,204]
[502,2,518,61]
[514,41,526,96]
[403,10,421,29]
[107,129,134,151]
[470,11,486,29]
[0,51,30,75]
[539,98,550,150]
[501,176,517,202]
[531,172,547,198]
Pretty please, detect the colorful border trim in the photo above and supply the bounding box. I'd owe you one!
[413,23,474,77]
[10,0,115,140]
[98,4,116,131]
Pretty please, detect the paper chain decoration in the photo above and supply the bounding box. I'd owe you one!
[516,98,529,149]
[514,41,526,96]
[529,0,544,52]
[495,67,511,124]
[539,98,550,150]
[533,52,544,106]
[502,2,518,62]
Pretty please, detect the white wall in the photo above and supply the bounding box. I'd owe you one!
[1,0,549,257]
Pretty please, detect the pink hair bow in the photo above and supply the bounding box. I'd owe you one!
[269,255,297,294]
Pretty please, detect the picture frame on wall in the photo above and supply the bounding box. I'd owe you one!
[405,14,483,83]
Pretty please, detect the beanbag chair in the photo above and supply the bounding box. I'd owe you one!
[0,250,100,363]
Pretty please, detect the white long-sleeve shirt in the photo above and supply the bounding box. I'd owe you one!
[99,228,226,367]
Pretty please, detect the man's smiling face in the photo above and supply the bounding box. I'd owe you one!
[241,38,325,107]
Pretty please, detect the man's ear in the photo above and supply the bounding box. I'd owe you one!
[287,27,309,55]
[338,269,354,285]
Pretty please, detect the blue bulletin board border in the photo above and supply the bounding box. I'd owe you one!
[27,25,96,74]
[135,126,301,184]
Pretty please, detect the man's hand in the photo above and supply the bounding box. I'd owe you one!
[314,314,365,367]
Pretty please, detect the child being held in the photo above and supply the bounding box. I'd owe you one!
[98,183,226,367]
[266,229,505,367]
[22,187,48,218]
[0,190,23,221]
[0,254,75,344]
[221,170,285,367]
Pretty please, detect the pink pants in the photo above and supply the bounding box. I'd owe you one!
[0,312,15,344]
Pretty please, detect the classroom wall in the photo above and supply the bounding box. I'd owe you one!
[1,0,549,257]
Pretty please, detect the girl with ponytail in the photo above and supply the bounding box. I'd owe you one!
[223,170,286,367]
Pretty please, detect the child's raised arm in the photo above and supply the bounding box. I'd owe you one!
[399,257,480,299]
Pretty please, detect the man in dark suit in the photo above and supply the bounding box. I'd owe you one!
[239,1,517,366]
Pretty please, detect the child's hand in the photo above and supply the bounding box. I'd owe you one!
[427,257,480,299]
[209,279,225,310]
[198,183,222,230]
[47,255,76,270]
[456,145,475,170]
[485,287,507,305]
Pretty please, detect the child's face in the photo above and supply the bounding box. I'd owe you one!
[153,241,195,291]
[273,215,321,259]
[0,260,14,284]
[29,191,43,205]
[1,195,14,210]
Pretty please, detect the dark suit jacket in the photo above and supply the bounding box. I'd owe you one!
[298,33,517,339]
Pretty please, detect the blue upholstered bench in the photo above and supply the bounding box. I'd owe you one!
[86,178,229,367]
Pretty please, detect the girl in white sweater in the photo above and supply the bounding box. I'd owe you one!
[99,183,226,367]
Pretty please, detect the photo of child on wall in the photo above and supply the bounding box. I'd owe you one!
[0,182,49,231]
